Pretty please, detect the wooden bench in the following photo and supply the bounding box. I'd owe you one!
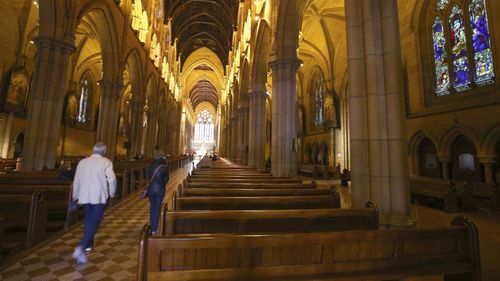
[137,216,480,281]
[171,195,341,211]
[186,178,302,184]
[410,176,458,212]
[179,186,335,197]
[0,158,17,171]
[0,184,79,230]
[161,202,378,235]
[0,190,47,255]
[184,182,317,189]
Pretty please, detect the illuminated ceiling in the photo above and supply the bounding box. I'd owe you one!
[189,80,219,109]
[165,0,240,68]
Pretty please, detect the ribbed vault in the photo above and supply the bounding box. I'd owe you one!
[189,80,219,109]
[165,0,240,67]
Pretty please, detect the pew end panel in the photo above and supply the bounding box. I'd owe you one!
[26,190,48,248]
[137,224,152,281]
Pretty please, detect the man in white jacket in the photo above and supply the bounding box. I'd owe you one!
[72,142,116,264]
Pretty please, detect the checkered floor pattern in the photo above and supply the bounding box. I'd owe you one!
[0,162,193,281]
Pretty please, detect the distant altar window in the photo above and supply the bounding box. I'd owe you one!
[432,0,495,96]
[194,110,214,143]
[77,76,90,123]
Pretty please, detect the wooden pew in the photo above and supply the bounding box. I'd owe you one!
[186,178,302,184]
[410,176,458,212]
[188,174,286,180]
[184,181,317,189]
[179,186,335,197]
[137,216,480,281]
[0,190,47,254]
[0,184,79,230]
[172,195,341,211]
[161,202,378,235]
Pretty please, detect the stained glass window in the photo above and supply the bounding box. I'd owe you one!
[433,17,450,95]
[314,78,324,127]
[449,5,471,91]
[194,110,214,143]
[437,0,449,10]
[469,0,495,85]
[77,78,89,123]
[431,0,495,96]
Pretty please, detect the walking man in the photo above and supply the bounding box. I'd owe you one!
[72,142,116,264]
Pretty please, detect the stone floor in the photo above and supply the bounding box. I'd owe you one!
[0,163,498,280]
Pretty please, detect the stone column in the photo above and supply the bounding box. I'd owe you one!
[270,58,300,177]
[231,116,239,160]
[144,112,158,157]
[238,104,249,165]
[439,158,450,179]
[21,37,75,171]
[128,100,143,158]
[345,0,410,225]
[248,91,267,170]
[96,81,122,160]
[0,112,14,158]
[479,157,495,184]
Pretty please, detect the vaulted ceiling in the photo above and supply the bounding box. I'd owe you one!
[189,80,219,109]
[165,0,240,68]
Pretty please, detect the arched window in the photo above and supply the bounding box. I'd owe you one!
[194,110,215,143]
[77,76,90,123]
[313,77,324,127]
[431,0,495,96]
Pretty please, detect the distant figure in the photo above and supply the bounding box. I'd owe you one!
[266,157,271,171]
[146,151,169,235]
[341,168,350,187]
[72,143,116,264]
[59,160,75,180]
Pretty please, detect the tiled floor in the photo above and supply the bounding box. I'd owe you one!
[0,161,194,281]
[1,164,499,280]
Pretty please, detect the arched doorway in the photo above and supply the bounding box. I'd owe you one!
[417,137,439,177]
[450,135,480,182]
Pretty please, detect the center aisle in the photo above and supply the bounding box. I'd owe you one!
[0,160,197,281]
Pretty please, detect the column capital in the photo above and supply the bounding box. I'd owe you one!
[269,57,302,70]
[478,156,496,164]
[438,157,451,162]
[34,36,76,54]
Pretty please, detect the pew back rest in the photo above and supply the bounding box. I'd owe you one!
[139,217,480,281]
[163,202,378,235]
[174,195,340,210]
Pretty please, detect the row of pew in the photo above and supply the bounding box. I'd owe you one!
[0,155,192,264]
[410,175,499,212]
[137,157,481,281]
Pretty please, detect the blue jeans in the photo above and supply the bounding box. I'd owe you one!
[149,190,165,233]
[80,204,106,249]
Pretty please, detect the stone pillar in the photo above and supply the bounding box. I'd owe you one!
[21,37,75,171]
[479,157,495,183]
[128,100,143,158]
[231,116,239,160]
[248,91,267,170]
[96,81,122,160]
[238,104,249,165]
[0,112,14,158]
[345,0,410,225]
[439,158,450,179]
[226,122,232,159]
[144,112,158,157]
[270,58,300,177]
